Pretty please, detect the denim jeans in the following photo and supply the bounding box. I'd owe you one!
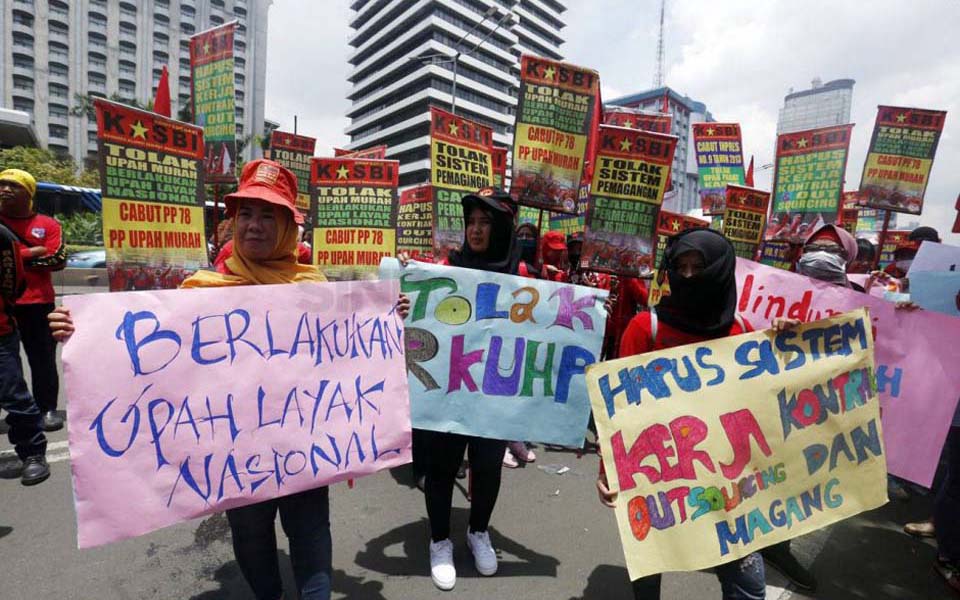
[935,427,960,563]
[0,331,46,460]
[226,486,332,600]
[632,552,766,599]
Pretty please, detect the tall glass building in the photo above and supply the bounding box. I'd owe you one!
[343,0,567,188]
[1,0,271,165]
[776,78,855,135]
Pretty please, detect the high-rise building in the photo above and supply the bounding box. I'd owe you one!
[777,77,855,134]
[0,0,271,165]
[343,0,567,188]
[607,86,713,215]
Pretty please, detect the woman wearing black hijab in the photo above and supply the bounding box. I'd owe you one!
[423,187,524,591]
[596,228,768,600]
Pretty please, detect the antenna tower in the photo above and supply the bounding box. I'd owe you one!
[653,0,666,88]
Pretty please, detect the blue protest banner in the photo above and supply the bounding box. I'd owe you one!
[909,270,960,317]
[381,259,608,446]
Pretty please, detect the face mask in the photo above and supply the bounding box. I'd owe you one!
[519,238,537,262]
[797,251,848,285]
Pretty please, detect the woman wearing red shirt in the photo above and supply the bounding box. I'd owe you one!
[597,228,766,599]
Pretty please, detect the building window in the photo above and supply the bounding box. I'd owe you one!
[89,72,106,85]
[49,62,69,77]
[12,53,34,70]
[120,21,137,34]
[49,83,68,99]
[12,10,34,27]
[49,103,69,119]
[49,124,69,139]
[12,32,34,50]
[12,75,33,92]
[13,96,35,113]
[181,4,195,17]
[181,22,195,34]
[88,12,107,28]
[49,20,69,35]
[210,15,224,25]
[235,73,246,86]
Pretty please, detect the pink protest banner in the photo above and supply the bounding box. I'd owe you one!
[736,259,960,487]
[62,280,411,548]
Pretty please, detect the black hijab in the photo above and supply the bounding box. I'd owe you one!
[447,189,522,275]
[657,228,737,337]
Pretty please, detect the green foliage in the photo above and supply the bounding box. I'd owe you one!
[0,146,100,188]
[59,211,103,246]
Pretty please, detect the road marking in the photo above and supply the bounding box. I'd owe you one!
[0,440,69,460]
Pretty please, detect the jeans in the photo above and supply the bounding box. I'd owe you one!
[420,429,507,541]
[225,486,332,600]
[935,426,960,563]
[13,303,59,412]
[632,552,766,599]
[0,331,46,460]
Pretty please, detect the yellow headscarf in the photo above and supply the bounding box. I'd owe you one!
[181,207,326,288]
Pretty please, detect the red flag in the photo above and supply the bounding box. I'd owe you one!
[153,65,171,117]
[745,155,755,187]
[661,92,669,114]
[952,193,960,234]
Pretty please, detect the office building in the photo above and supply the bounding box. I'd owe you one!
[607,86,714,215]
[1,0,271,165]
[777,77,855,134]
[343,0,567,187]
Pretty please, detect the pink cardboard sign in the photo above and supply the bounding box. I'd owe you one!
[62,280,411,548]
[736,259,960,487]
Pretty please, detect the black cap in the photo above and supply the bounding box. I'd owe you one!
[908,226,940,243]
[461,187,517,216]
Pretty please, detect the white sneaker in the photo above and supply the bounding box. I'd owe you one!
[429,538,456,590]
[502,447,519,468]
[466,530,498,576]
[509,441,536,463]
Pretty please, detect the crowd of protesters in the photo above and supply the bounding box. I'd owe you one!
[0,158,946,599]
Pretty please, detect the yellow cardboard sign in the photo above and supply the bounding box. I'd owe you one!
[313,227,396,280]
[102,198,207,266]
[586,309,887,580]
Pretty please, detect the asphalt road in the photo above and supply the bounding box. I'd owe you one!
[0,295,954,599]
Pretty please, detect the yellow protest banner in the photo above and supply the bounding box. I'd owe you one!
[586,309,887,580]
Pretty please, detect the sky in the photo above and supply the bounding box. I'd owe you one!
[265,0,960,242]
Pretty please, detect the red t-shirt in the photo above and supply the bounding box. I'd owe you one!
[619,310,753,356]
[0,213,65,304]
[604,277,648,359]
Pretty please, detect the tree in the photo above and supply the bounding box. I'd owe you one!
[70,92,152,120]
[0,147,100,188]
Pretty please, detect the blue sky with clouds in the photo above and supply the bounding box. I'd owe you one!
[267,0,960,241]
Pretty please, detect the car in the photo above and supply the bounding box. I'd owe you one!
[67,249,106,268]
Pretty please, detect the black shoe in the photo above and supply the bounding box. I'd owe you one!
[20,455,50,486]
[41,411,64,432]
[762,544,817,591]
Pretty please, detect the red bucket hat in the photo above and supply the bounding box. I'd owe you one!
[224,159,304,224]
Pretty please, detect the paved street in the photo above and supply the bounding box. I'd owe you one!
[0,292,953,599]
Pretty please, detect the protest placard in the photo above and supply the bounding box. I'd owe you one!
[859,106,946,215]
[396,184,433,261]
[582,125,677,277]
[62,280,411,548]
[692,123,745,215]
[512,55,599,214]
[384,259,607,446]
[909,241,960,274]
[910,271,960,317]
[334,145,388,160]
[429,107,494,262]
[603,106,672,134]
[879,230,910,267]
[759,240,797,271]
[95,99,208,291]
[722,185,770,259]
[190,22,237,184]
[269,131,316,212]
[652,210,709,267]
[736,258,960,486]
[767,124,853,243]
[587,309,887,580]
[310,158,399,279]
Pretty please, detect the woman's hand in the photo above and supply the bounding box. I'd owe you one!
[396,293,411,319]
[772,317,802,332]
[397,252,412,267]
[604,293,617,315]
[48,306,75,342]
[27,246,47,258]
[597,470,617,508]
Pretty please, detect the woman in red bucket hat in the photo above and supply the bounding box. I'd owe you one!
[49,159,410,600]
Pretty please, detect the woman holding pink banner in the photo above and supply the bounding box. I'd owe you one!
[597,228,768,599]
[50,160,410,600]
